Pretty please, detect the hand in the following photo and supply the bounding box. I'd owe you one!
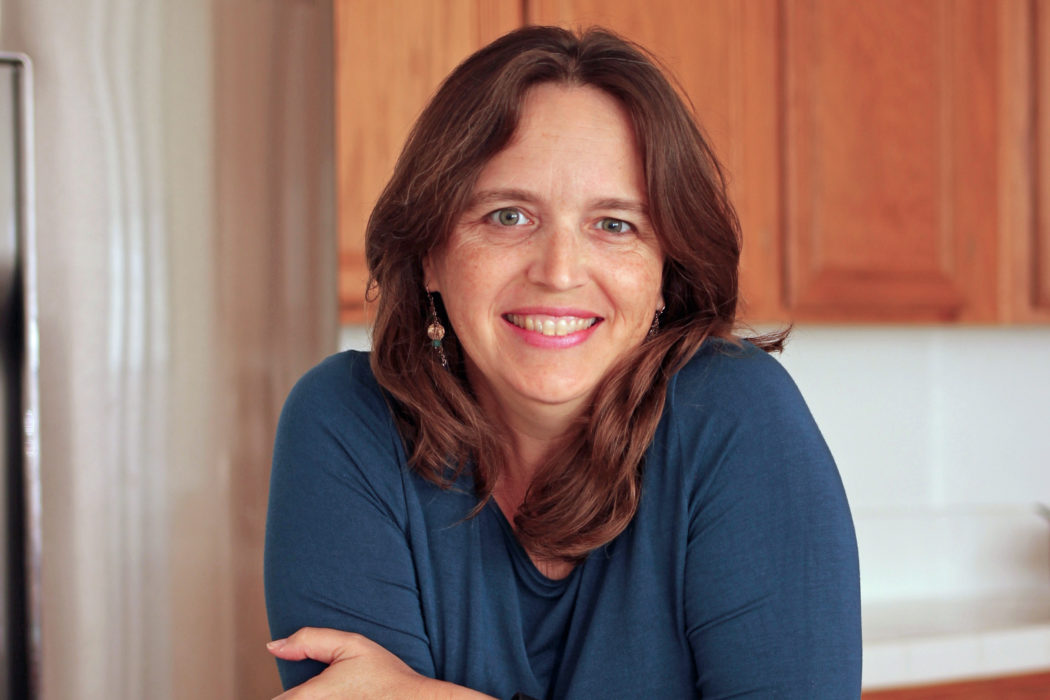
[267,627,497,700]
[267,627,431,699]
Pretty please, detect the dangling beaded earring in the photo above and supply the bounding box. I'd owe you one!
[648,307,665,338]
[426,291,449,369]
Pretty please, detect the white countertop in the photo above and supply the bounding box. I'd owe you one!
[862,591,1050,689]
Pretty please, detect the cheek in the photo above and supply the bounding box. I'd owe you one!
[621,254,665,310]
[644,250,666,308]
[433,249,501,327]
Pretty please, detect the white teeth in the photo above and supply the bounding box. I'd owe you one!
[506,314,598,336]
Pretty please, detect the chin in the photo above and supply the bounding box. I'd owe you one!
[514,380,594,408]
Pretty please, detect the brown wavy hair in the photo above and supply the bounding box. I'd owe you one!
[366,25,784,563]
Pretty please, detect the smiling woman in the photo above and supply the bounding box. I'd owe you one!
[264,25,861,700]
[425,84,664,441]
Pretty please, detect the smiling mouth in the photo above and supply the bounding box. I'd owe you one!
[505,313,599,337]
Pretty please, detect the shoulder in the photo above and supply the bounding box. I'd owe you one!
[668,337,806,422]
[663,340,861,696]
[281,350,386,419]
[662,337,843,505]
[273,351,407,505]
[277,350,399,447]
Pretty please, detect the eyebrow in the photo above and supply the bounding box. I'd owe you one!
[468,189,650,216]
[467,189,539,207]
[591,198,650,217]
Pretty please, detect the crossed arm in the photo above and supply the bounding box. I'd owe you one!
[266,628,495,700]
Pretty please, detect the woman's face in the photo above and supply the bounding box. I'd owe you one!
[425,83,664,422]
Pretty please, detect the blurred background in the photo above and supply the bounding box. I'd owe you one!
[0,0,1047,698]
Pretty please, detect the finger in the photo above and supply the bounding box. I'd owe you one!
[266,627,364,664]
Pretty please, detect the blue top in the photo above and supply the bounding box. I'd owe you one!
[264,342,862,699]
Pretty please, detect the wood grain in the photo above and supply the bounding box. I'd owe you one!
[1035,0,1050,312]
[998,0,1049,322]
[335,0,522,323]
[862,670,1050,699]
[783,0,1000,321]
[336,0,1046,325]
[526,0,786,322]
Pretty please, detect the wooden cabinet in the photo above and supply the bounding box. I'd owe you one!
[528,0,786,320]
[336,0,1048,324]
[781,0,999,321]
[1017,0,1050,320]
[334,0,521,323]
[1039,3,1050,315]
[997,0,1050,323]
[1034,2,1050,315]
[861,670,1050,699]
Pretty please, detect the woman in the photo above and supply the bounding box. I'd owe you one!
[265,25,861,699]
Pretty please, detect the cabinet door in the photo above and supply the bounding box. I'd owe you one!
[1037,1,1050,315]
[531,1,1023,323]
[335,0,521,323]
[338,1,1041,324]
[783,0,1001,321]
[527,0,786,321]
[1000,0,1049,322]
[861,670,1050,698]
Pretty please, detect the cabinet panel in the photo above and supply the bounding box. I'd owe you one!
[528,0,785,320]
[336,1,1044,325]
[335,0,522,323]
[784,0,999,321]
[861,670,1050,698]
[1000,0,1049,321]
[1036,0,1050,311]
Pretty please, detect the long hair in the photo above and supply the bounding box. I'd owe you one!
[366,25,783,562]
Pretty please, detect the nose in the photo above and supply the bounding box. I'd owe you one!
[526,223,586,291]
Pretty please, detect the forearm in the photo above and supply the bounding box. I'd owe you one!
[419,677,497,700]
[268,628,501,700]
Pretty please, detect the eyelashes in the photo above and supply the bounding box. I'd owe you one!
[487,207,532,227]
[595,218,633,234]
[485,208,635,236]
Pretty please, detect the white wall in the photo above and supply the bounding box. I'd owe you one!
[778,327,1050,605]
[341,324,1050,606]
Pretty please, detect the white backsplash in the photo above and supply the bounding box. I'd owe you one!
[339,324,1050,606]
[777,326,1050,605]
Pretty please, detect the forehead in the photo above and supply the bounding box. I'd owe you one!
[512,82,637,152]
[472,83,645,193]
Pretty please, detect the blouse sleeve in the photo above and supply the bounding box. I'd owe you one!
[264,353,435,690]
[675,347,862,698]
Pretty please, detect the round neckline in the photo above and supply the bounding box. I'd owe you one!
[485,499,581,592]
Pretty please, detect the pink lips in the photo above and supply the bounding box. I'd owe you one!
[502,308,602,349]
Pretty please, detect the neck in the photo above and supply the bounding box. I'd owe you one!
[468,374,583,580]
[493,398,576,485]
[473,384,583,518]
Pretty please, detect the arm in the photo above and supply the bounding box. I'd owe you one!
[678,352,862,698]
[266,628,495,700]
[264,354,438,689]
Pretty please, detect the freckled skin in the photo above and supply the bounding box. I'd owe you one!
[425,84,665,432]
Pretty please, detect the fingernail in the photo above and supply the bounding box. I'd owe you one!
[266,638,287,650]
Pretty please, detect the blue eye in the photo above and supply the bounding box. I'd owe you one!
[597,218,633,234]
[490,208,529,226]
